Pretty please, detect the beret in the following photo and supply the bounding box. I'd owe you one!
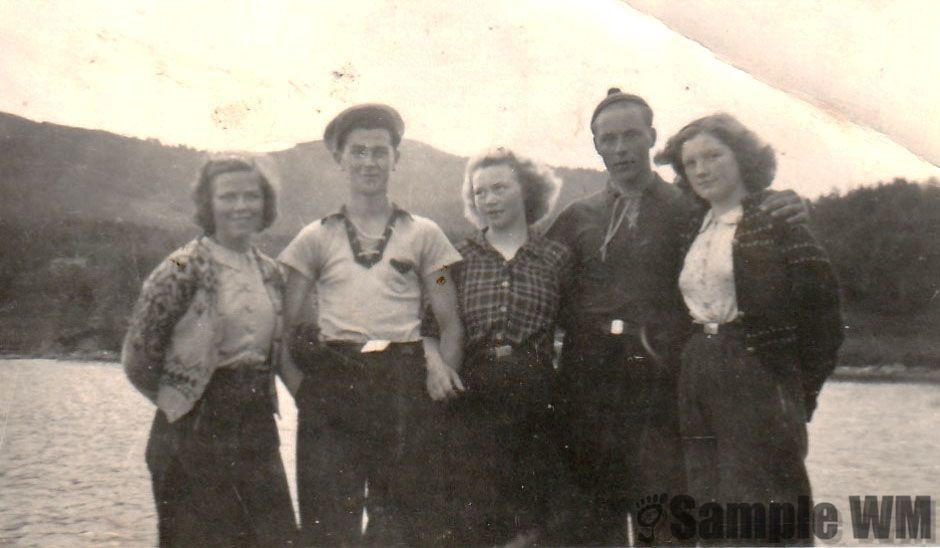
[323,103,405,154]
[590,87,652,131]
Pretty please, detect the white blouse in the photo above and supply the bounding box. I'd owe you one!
[205,238,277,368]
[678,206,743,325]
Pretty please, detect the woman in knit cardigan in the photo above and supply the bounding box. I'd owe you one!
[122,156,296,546]
[656,114,843,545]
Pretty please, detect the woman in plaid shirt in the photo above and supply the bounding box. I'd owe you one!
[425,147,574,545]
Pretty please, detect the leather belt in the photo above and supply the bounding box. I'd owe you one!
[212,365,272,386]
[696,321,744,336]
[469,339,553,364]
[298,340,423,373]
[481,344,515,359]
[323,340,422,356]
[569,317,642,338]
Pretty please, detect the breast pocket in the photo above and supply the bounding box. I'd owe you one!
[387,258,418,294]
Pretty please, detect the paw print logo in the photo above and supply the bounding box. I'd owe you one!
[635,493,669,544]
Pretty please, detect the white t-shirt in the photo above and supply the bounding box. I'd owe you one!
[279,209,462,343]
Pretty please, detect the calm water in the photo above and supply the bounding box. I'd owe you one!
[0,359,938,546]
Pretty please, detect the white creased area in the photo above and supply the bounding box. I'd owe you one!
[0,1,936,198]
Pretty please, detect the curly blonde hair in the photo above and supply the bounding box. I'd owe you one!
[462,147,563,229]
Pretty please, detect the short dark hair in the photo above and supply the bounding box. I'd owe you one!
[323,104,405,154]
[654,112,776,194]
[590,88,654,133]
[192,156,278,235]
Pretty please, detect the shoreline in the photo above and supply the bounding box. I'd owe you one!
[829,364,940,384]
[2,352,939,384]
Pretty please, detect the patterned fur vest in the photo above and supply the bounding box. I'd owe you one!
[121,237,284,422]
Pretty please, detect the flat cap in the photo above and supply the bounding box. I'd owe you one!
[323,103,405,154]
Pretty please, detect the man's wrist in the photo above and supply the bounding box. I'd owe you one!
[425,358,448,372]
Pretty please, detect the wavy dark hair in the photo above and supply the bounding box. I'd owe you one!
[462,147,562,229]
[192,156,278,236]
[654,113,776,195]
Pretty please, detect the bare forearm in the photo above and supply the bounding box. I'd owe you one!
[281,268,314,395]
[437,322,464,372]
[277,345,304,395]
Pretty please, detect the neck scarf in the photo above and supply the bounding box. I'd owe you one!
[341,205,404,268]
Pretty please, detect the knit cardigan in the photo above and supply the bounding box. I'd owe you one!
[677,190,844,417]
[121,237,284,423]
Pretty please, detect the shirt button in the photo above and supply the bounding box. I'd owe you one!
[495,332,505,341]
[499,305,507,313]
[501,280,510,288]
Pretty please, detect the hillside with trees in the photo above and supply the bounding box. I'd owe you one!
[811,179,940,367]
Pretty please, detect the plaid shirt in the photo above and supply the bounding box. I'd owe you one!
[448,231,573,352]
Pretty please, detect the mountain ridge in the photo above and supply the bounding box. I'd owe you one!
[0,111,608,238]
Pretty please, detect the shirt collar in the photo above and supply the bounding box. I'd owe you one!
[467,229,489,250]
[321,202,412,224]
[605,171,656,199]
[468,228,551,260]
[605,172,678,205]
[702,204,744,229]
[201,236,255,270]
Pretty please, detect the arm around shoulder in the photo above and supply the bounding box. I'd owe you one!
[760,189,811,225]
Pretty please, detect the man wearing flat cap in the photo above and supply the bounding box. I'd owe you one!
[546,89,808,545]
[278,103,464,545]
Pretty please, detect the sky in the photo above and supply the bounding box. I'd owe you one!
[0,0,937,197]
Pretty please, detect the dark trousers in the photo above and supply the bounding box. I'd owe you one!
[679,331,812,545]
[442,349,566,546]
[555,330,685,546]
[146,369,297,547]
[295,344,446,546]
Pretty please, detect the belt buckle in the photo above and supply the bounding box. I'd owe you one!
[360,340,391,353]
[609,319,624,335]
[493,345,513,358]
[704,322,720,335]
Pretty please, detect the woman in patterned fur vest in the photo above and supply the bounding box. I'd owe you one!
[121,156,296,546]
[656,114,844,546]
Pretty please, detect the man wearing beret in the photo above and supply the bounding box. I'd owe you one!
[546,89,808,545]
[278,104,464,545]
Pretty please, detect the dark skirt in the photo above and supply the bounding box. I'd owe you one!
[145,368,297,547]
[443,349,565,546]
[679,329,812,545]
